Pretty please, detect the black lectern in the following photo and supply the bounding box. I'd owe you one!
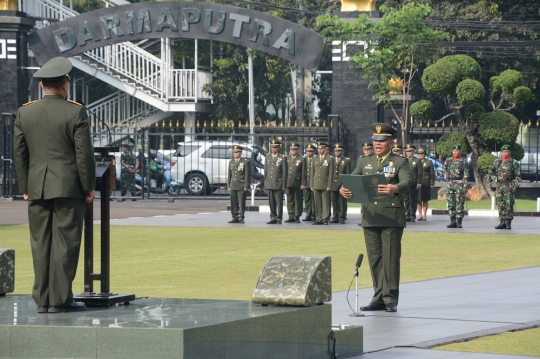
[74,147,135,306]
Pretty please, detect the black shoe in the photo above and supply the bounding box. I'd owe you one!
[323,221,329,225]
[284,218,295,223]
[358,223,362,226]
[495,221,506,229]
[312,221,323,225]
[410,218,415,223]
[406,218,411,222]
[267,220,278,224]
[238,220,245,224]
[36,306,49,313]
[228,219,239,223]
[302,217,312,221]
[385,303,397,312]
[277,220,282,224]
[360,302,385,311]
[339,220,345,224]
[505,220,512,229]
[295,218,300,223]
[48,301,86,313]
[330,219,339,223]
[457,217,463,228]
[447,217,457,228]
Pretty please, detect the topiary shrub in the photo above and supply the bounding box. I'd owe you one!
[477,152,497,174]
[465,103,485,124]
[456,79,486,106]
[410,100,433,120]
[478,112,519,150]
[436,131,470,157]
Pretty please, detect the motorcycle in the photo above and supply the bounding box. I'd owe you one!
[134,150,182,196]
[249,176,266,196]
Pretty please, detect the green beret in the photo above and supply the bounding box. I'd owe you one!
[452,144,462,150]
[33,57,73,80]
[371,122,397,141]
[500,144,511,151]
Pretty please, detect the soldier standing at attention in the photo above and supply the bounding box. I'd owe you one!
[341,123,410,312]
[391,143,403,156]
[13,57,95,313]
[444,144,469,228]
[311,141,334,225]
[330,143,351,224]
[362,142,373,156]
[265,139,287,224]
[302,144,316,222]
[404,144,421,222]
[227,145,250,224]
[490,144,521,229]
[120,143,139,197]
[416,148,435,221]
[285,142,305,223]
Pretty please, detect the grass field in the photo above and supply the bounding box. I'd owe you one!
[2,224,540,356]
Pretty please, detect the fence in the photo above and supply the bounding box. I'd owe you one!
[408,119,540,183]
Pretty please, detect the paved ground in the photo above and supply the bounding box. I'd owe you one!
[2,198,539,358]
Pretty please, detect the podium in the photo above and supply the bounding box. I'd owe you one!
[74,147,136,306]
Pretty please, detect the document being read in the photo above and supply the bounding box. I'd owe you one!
[339,174,393,204]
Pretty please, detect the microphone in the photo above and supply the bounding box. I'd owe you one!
[354,254,364,277]
[81,102,113,146]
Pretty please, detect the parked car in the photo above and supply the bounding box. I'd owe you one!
[491,151,540,182]
[169,141,268,195]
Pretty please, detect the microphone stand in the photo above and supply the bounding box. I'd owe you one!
[349,264,364,317]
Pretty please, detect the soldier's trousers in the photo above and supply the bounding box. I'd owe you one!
[404,185,418,219]
[330,191,347,220]
[285,187,303,219]
[28,197,85,307]
[121,172,136,196]
[363,226,403,305]
[496,184,515,220]
[303,188,314,219]
[446,181,466,218]
[230,190,247,220]
[268,189,283,221]
[313,189,331,222]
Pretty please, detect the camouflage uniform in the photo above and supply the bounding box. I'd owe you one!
[444,157,469,220]
[489,158,521,222]
[121,150,137,196]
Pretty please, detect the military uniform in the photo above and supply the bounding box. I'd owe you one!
[302,144,316,221]
[391,143,403,156]
[404,144,421,222]
[120,144,138,196]
[228,145,251,223]
[285,142,305,223]
[348,123,410,311]
[444,144,469,228]
[13,57,95,313]
[489,144,521,229]
[330,143,351,223]
[310,142,334,224]
[265,140,288,224]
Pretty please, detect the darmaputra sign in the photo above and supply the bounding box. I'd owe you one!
[27,2,325,71]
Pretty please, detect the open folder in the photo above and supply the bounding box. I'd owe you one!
[339,174,393,204]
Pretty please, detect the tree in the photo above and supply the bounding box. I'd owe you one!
[411,54,532,198]
[317,2,446,145]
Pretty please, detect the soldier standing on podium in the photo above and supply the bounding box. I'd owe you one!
[13,57,96,314]
[285,142,305,223]
[302,144,316,222]
[340,123,410,313]
[265,139,287,224]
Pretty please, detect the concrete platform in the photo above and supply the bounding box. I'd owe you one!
[0,296,362,359]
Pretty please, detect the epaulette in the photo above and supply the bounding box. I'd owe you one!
[67,99,83,106]
[22,100,39,106]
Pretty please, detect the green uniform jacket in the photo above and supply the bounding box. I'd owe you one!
[286,154,305,188]
[302,156,313,187]
[407,157,421,186]
[351,153,411,227]
[331,156,351,191]
[418,158,435,186]
[311,154,335,190]
[264,154,288,190]
[14,95,95,200]
[228,158,251,190]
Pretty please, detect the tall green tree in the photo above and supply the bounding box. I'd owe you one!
[317,3,446,145]
[410,55,532,198]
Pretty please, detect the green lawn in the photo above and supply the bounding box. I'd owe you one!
[435,327,540,357]
[350,198,538,211]
[3,225,539,299]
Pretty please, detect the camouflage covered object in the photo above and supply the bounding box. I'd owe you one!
[252,255,331,306]
[0,248,15,294]
[489,158,522,221]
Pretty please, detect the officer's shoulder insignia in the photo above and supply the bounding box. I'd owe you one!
[22,100,39,106]
[67,99,83,106]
